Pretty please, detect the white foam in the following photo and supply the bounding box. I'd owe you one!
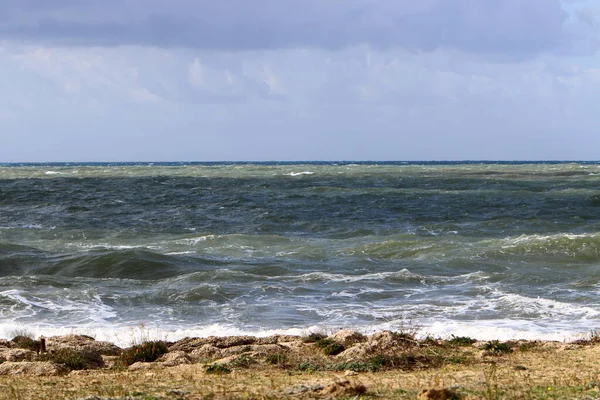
[44,171,64,175]
[288,171,315,176]
[292,269,418,283]
[0,323,329,348]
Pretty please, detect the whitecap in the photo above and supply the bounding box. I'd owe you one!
[288,171,315,176]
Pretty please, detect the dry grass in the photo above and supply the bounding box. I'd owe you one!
[2,337,600,399]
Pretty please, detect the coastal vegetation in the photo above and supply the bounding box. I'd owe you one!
[2,329,600,399]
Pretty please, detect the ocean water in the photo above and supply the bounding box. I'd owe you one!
[2,161,600,345]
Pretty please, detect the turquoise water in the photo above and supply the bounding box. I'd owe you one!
[1,162,600,344]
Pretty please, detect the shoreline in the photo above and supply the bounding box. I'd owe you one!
[2,329,600,399]
[1,321,591,350]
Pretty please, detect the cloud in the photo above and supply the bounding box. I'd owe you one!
[0,0,578,57]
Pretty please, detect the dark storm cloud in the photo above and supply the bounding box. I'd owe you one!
[0,0,570,55]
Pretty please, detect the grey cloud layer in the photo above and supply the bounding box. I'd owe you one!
[0,0,571,56]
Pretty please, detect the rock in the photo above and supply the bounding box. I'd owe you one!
[169,337,207,352]
[189,345,223,362]
[0,348,36,362]
[128,361,158,371]
[335,343,372,360]
[46,335,121,356]
[368,331,415,351]
[417,388,462,400]
[0,339,14,348]
[157,351,192,367]
[101,355,119,368]
[320,380,367,397]
[39,347,105,370]
[220,343,284,358]
[283,384,324,395]
[255,335,300,345]
[328,330,367,347]
[0,361,69,376]
[169,336,256,352]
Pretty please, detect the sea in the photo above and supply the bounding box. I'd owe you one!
[2,161,600,346]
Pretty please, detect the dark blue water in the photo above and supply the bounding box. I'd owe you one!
[1,162,600,345]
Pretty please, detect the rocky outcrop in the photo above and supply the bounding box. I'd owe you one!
[169,334,298,353]
[127,350,192,370]
[328,330,367,347]
[45,334,121,356]
[0,348,36,362]
[157,351,192,367]
[0,361,69,376]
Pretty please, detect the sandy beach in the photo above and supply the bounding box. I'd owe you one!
[2,330,600,399]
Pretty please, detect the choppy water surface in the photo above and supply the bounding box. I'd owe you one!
[2,162,600,344]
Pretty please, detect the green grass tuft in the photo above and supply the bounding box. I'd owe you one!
[448,335,477,347]
[38,348,104,370]
[11,335,42,352]
[482,340,513,354]
[205,363,231,374]
[265,353,287,365]
[118,340,169,366]
[302,332,327,343]
[314,338,345,356]
[229,354,255,368]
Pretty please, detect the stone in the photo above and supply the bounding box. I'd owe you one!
[0,361,69,376]
[320,380,367,397]
[328,330,367,347]
[417,388,462,400]
[46,335,121,356]
[189,344,223,362]
[128,361,158,371]
[255,335,300,345]
[335,343,372,360]
[368,331,415,351]
[0,348,36,362]
[157,351,192,367]
[169,336,256,352]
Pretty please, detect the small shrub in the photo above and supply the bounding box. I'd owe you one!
[516,341,540,352]
[482,340,513,355]
[315,338,345,356]
[369,354,388,369]
[205,363,231,374]
[297,362,319,372]
[118,341,169,366]
[229,354,255,368]
[448,335,477,347]
[446,355,471,365]
[265,353,287,365]
[8,329,35,339]
[11,336,41,352]
[38,348,104,370]
[386,351,444,371]
[329,359,384,372]
[302,333,327,343]
[240,345,252,353]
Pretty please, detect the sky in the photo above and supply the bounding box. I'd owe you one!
[1,0,600,162]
